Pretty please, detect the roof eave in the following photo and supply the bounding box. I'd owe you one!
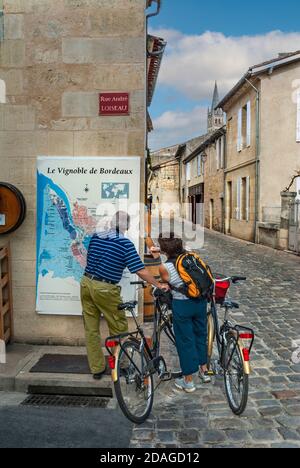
[217,52,300,110]
[183,127,226,164]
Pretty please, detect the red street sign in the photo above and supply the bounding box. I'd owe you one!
[99,92,130,116]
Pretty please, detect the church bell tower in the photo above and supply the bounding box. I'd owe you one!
[207,81,224,133]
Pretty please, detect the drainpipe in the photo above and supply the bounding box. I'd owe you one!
[245,78,260,244]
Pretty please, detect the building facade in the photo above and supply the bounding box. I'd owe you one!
[218,51,300,246]
[148,83,226,228]
[0,0,163,344]
[181,83,225,227]
[148,144,180,208]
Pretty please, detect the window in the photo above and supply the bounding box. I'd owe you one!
[217,136,225,170]
[297,87,300,142]
[237,101,251,151]
[296,177,300,200]
[0,9,3,42]
[227,181,233,221]
[236,177,250,221]
[236,178,242,220]
[0,79,5,104]
[186,162,191,181]
[197,155,201,177]
[237,109,242,152]
[242,177,250,221]
[201,155,205,176]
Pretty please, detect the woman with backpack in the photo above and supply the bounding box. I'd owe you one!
[151,234,212,393]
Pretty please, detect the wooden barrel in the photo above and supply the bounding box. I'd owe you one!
[0,183,26,235]
[144,254,161,323]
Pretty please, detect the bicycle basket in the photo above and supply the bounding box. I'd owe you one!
[214,276,230,305]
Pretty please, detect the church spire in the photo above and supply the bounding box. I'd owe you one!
[211,81,220,111]
[207,81,224,134]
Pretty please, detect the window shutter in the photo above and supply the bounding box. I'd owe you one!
[186,162,191,181]
[202,159,205,176]
[216,139,220,170]
[297,88,300,143]
[236,178,241,220]
[221,136,225,168]
[237,109,242,152]
[246,176,250,222]
[247,101,251,147]
[0,79,5,104]
[197,155,201,177]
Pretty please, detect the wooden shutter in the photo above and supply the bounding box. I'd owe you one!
[197,155,201,177]
[237,109,242,152]
[216,138,220,170]
[236,178,241,220]
[246,176,250,222]
[0,79,5,104]
[247,101,251,147]
[221,136,225,168]
[186,162,191,181]
[297,88,300,143]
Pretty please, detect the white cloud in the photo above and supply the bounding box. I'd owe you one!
[149,28,300,149]
[149,106,208,150]
[155,29,300,100]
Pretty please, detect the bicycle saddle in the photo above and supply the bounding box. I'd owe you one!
[118,301,137,311]
[222,299,239,309]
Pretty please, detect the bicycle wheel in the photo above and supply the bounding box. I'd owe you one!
[114,339,154,424]
[224,334,249,415]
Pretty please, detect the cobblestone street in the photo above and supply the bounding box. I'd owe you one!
[130,230,300,448]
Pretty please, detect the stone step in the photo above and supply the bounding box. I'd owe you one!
[0,344,113,396]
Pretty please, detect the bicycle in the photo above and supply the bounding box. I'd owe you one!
[105,281,181,425]
[207,275,255,415]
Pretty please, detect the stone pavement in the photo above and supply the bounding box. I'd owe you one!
[130,230,300,448]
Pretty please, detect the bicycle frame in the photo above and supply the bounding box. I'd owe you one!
[105,295,167,383]
[208,298,254,375]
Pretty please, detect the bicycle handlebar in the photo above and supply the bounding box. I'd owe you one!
[231,276,247,284]
[130,281,147,288]
[215,276,247,284]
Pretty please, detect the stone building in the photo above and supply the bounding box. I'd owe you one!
[183,126,226,232]
[149,83,226,225]
[180,83,225,225]
[218,51,300,247]
[0,0,164,344]
[148,144,180,208]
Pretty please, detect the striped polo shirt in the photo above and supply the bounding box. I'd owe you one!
[85,229,145,283]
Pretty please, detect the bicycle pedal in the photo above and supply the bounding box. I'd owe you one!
[159,372,172,382]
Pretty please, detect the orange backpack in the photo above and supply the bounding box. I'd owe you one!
[174,252,214,299]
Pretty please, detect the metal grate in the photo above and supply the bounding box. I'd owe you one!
[21,394,110,409]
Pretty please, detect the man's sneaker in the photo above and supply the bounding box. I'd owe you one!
[175,378,196,393]
[93,368,107,380]
[199,369,212,384]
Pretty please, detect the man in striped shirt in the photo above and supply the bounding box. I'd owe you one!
[81,211,166,379]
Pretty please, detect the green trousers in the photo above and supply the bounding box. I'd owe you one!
[80,276,128,374]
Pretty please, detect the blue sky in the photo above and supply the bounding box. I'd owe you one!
[148,0,300,150]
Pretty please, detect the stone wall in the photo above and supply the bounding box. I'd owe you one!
[204,142,224,232]
[0,0,147,344]
[149,158,179,208]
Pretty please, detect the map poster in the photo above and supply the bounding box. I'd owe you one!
[36,156,141,316]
